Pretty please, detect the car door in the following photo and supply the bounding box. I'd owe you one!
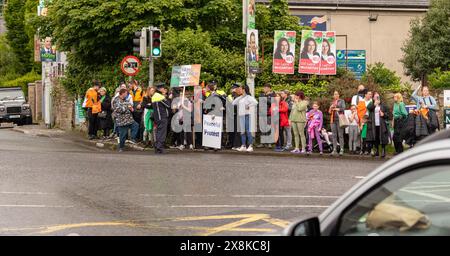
[335,161,450,236]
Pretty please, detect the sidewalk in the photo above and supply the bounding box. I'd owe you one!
[10,125,389,161]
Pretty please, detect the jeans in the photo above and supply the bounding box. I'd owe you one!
[239,115,253,146]
[348,125,359,151]
[284,126,292,148]
[331,121,345,152]
[118,121,139,149]
[291,122,306,150]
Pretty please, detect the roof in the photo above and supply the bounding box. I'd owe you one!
[257,0,430,9]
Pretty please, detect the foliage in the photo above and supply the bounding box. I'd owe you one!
[428,68,450,90]
[3,0,33,75]
[1,71,41,96]
[362,62,411,95]
[400,0,450,81]
[0,35,19,79]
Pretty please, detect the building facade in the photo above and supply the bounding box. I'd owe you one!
[259,0,429,83]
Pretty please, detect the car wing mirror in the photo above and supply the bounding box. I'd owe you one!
[285,217,321,236]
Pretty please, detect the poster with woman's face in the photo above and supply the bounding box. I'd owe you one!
[299,30,323,75]
[272,30,296,74]
[247,29,259,73]
[320,31,336,75]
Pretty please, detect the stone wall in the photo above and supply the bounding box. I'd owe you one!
[51,80,74,130]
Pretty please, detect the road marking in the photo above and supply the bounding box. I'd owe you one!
[144,205,329,208]
[199,215,267,236]
[262,217,291,228]
[0,192,54,195]
[354,176,366,179]
[140,194,339,198]
[0,205,73,208]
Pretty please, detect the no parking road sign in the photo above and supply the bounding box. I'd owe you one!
[120,55,141,76]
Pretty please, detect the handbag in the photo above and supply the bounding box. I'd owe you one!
[338,113,349,128]
[97,111,107,118]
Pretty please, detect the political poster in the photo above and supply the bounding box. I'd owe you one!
[247,29,259,74]
[248,0,256,30]
[202,115,223,149]
[337,50,366,79]
[444,108,450,130]
[40,37,57,62]
[75,98,86,125]
[170,65,202,87]
[272,30,296,74]
[319,31,336,75]
[444,90,450,107]
[299,30,323,74]
[38,0,52,16]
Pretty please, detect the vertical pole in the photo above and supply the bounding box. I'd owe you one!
[149,57,154,87]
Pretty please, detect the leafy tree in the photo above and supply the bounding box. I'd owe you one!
[4,0,33,74]
[428,68,450,90]
[401,0,450,82]
[0,35,18,81]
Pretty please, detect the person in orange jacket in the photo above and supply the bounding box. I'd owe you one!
[83,80,101,140]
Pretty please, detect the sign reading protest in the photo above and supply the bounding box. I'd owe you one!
[202,115,223,149]
[337,50,366,80]
[170,65,202,87]
[120,56,141,76]
[272,30,296,74]
[320,31,337,75]
[299,30,323,74]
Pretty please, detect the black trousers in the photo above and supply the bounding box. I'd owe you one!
[87,108,98,137]
[155,118,168,153]
[393,118,404,153]
[277,127,286,148]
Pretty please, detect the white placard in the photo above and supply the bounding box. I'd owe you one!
[444,90,450,107]
[202,115,223,149]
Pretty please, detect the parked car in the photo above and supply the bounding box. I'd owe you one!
[0,87,32,125]
[285,129,450,236]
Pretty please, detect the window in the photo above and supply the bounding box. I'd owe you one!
[338,164,450,236]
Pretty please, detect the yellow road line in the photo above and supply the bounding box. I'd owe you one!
[198,215,269,236]
[262,218,290,228]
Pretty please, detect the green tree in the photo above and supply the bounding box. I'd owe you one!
[401,0,450,82]
[4,0,33,74]
[428,68,450,90]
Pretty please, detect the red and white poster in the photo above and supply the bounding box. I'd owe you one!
[299,30,323,74]
[319,31,337,75]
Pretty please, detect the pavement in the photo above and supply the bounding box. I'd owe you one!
[0,125,387,236]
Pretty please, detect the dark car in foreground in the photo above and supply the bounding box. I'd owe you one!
[0,87,32,126]
[286,129,450,236]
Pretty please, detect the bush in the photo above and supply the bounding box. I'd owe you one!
[2,71,41,97]
[428,68,450,90]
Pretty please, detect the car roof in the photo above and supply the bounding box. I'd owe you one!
[319,130,450,232]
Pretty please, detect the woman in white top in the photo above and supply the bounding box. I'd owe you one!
[232,84,258,152]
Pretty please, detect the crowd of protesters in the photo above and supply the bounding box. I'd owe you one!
[83,79,441,156]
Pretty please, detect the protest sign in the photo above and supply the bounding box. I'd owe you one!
[202,115,223,149]
[170,65,202,87]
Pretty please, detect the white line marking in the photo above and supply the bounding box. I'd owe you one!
[140,194,340,199]
[0,205,74,208]
[144,205,329,208]
[354,176,366,179]
[0,192,54,195]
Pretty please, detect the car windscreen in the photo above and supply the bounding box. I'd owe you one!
[0,90,25,101]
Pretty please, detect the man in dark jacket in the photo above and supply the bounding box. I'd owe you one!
[366,93,391,158]
[112,89,139,152]
[257,83,276,148]
[152,83,171,154]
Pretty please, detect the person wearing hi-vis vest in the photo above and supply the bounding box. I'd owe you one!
[83,80,101,140]
[152,83,171,154]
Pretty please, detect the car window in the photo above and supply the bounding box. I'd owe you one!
[338,164,450,236]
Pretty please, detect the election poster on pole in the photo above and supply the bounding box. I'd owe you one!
[247,29,259,74]
[272,30,296,74]
[170,65,202,87]
[319,31,337,75]
[202,115,223,149]
[299,30,323,74]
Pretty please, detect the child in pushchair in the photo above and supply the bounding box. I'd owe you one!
[304,127,334,153]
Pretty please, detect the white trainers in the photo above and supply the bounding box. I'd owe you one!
[246,145,254,152]
[237,146,247,152]
[189,144,194,150]
[177,145,185,151]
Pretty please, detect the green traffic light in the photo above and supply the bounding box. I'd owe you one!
[152,47,161,56]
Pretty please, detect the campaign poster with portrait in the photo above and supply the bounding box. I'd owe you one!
[319,31,336,75]
[247,29,259,74]
[40,37,57,62]
[272,30,297,74]
[299,30,323,75]
[248,0,256,30]
[38,0,52,16]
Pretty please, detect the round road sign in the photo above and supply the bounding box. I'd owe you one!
[120,56,141,76]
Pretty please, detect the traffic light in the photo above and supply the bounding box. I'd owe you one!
[150,28,162,58]
[133,28,148,57]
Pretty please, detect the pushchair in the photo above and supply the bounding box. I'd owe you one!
[304,126,335,153]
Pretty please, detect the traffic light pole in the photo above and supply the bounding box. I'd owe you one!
[149,56,154,87]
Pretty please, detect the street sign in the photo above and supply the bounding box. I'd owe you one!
[120,55,141,76]
[444,90,450,107]
[445,108,450,130]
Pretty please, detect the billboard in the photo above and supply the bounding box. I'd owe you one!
[297,15,327,31]
[337,50,367,80]
[272,30,296,74]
